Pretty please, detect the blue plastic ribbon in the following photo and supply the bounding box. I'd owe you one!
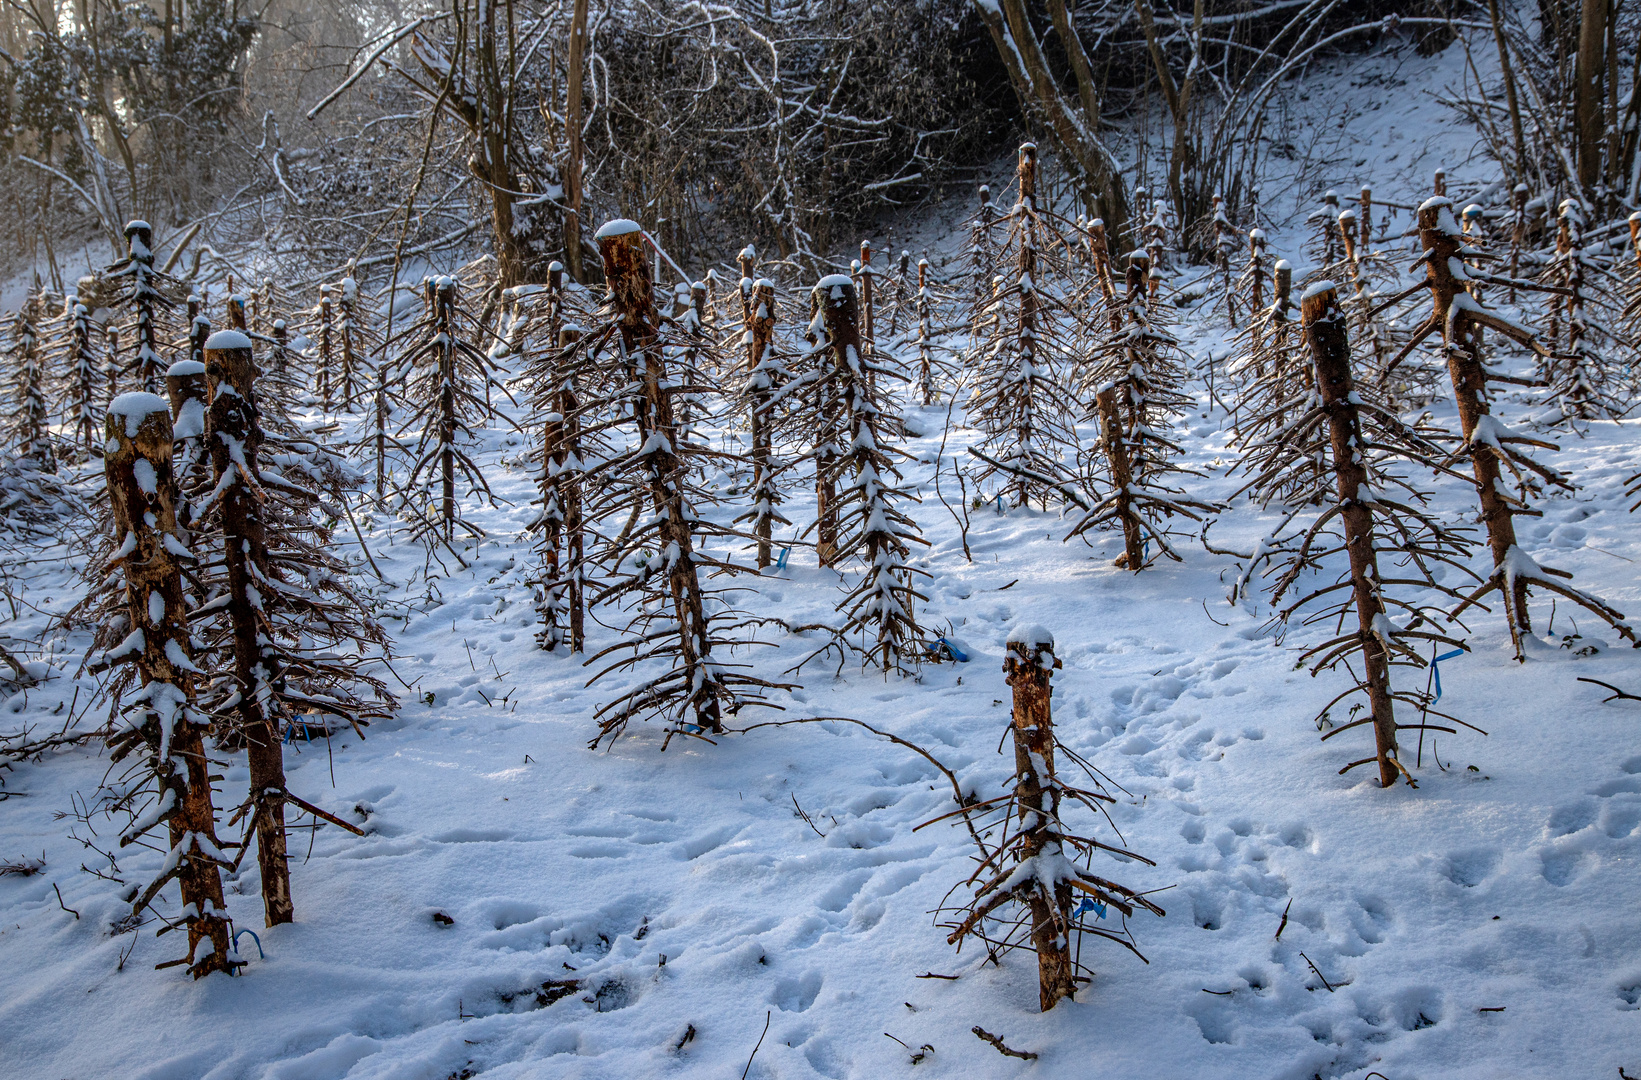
[935,637,969,663]
[775,544,791,571]
[1431,648,1464,700]
[1073,897,1107,920]
[233,928,264,960]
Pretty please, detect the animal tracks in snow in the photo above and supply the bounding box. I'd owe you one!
[1533,755,1641,886]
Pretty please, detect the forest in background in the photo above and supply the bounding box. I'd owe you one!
[10,0,1634,291]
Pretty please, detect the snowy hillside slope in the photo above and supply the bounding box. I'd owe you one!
[3,31,1640,1080]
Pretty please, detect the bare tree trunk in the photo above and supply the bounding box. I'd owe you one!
[205,334,294,926]
[430,280,459,541]
[972,0,1130,241]
[126,222,166,394]
[562,331,585,655]
[104,396,235,976]
[1301,285,1399,788]
[564,0,589,282]
[374,362,387,503]
[1486,0,1530,181]
[748,279,777,568]
[598,222,722,732]
[1418,202,1530,643]
[1012,146,1041,509]
[318,287,334,412]
[1246,229,1267,353]
[916,259,934,405]
[1002,633,1075,1010]
[810,286,838,567]
[858,241,875,357]
[1573,0,1607,197]
[1097,385,1143,569]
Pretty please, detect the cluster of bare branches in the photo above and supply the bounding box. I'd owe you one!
[938,631,1163,1010]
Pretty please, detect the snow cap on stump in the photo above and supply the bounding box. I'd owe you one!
[594,218,642,239]
[204,330,252,351]
[109,392,170,435]
[1009,623,1054,650]
[166,359,206,377]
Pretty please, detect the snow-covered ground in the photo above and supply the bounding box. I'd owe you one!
[4,30,1640,1080]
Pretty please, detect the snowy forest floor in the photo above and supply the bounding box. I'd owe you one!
[4,34,1641,1080]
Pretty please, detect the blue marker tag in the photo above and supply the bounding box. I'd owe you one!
[776,544,791,571]
[233,928,264,960]
[938,637,970,663]
[1431,648,1464,700]
[1074,897,1107,920]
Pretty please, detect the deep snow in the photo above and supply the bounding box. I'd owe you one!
[3,28,1640,1080]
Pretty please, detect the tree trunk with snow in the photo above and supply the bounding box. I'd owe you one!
[204,333,294,927]
[1418,200,1531,638]
[317,287,335,413]
[597,221,723,734]
[101,393,236,976]
[1095,385,1142,570]
[1301,285,1399,789]
[1003,634,1076,1010]
[747,279,780,568]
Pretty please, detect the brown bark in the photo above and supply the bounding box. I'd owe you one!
[749,279,777,568]
[1508,185,1528,302]
[809,285,839,568]
[1097,385,1143,570]
[597,224,721,732]
[1273,261,1294,352]
[318,288,334,411]
[971,0,1129,241]
[858,240,875,364]
[104,399,235,974]
[273,320,289,378]
[561,329,586,656]
[126,222,165,395]
[1573,0,1607,196]
[1486,0,1530,181]
[429,280,460,540]
[204,337,294,926]
[1301,286,1399,788]
[1090,220,1122,332]
[1002,634,1074,1011]
[563,0,589,282]
[1246,230,1267,353]
[916,260,934,406]
[1417,201,1530,642]
[1011,144,1041,508]
[540,317,578,652]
